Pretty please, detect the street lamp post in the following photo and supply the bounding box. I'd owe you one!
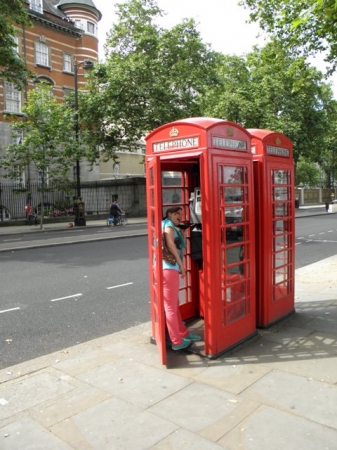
[73,59,94,226]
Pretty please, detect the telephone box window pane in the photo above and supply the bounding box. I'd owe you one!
[273,281,290,301]
[149,167,154,186]
[162,171,182,186]
[273,170,289,184]
[274,250,288,268]
[273,234,289,252]
[150,190,154,206]
[274,186,289,200]
[162,188,182,205]
[274,203,289,217]
[274,219,285,233]
[224,166,244,184]
[225,186,243,203]
[274,266,288,283]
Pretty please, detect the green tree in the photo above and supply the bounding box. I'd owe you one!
[81,0,220,161]
[295,156,321,187]
[240,0,337,71]
[0,0,31,84]
[202,40,335,163]
[0,84,78,228]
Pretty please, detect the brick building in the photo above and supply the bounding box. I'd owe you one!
[1,0,145,195]
[0,0,101,185]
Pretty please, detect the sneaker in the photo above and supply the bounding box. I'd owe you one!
[172,338,192,351]
[186,332,202,341]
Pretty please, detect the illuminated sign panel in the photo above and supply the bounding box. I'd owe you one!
[153,137,199,152]
[212,136,247,151]
[267,146,290,157]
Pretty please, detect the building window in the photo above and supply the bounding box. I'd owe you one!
[63,53,73,73]
[13,167,25,189]
[11,129,24,145]
[30,0,43,14]
[38,168,49,186]
[4,82,21,113]
[87,21,96,34]
[35,41,49,67]
[75,19,84,30]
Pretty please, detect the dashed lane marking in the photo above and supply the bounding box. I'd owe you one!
[0,307,20,314]
[106,282,134,290]
[51,293,83,302]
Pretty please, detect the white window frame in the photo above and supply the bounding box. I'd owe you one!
[75,19,84,30]
[35,41,49,67]
[4,82,21,113]
[63,52,73,73]
[30,0,43,14]
[87,21,96,35]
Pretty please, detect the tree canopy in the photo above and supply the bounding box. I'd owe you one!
[80,0,220,161]
[240,0,337,72]
[0,0,31,84]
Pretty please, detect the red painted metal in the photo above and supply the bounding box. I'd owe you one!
[249,129,295,327]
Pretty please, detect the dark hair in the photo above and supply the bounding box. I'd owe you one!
[164,206,182,218]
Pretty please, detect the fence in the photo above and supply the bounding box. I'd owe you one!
[0,178,147,221]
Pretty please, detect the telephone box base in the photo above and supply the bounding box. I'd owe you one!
[257,309,295,329]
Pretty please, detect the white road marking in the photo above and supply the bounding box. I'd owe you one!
[51,293,83,302]
[308,234,315,237]
[3,238,22,242]
[0,307,20,314]
[328,230,333,232]
[107,282,134,290]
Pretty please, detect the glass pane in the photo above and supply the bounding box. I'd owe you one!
[150,167,154,186]
[275,203,288,217]
[225,186,243,203]
[224,166,243,184]
[273,234,289,251]
[274,219,285,233]
[274,250,288,268]
[275,187,288,200]
[274,170,289,184]
[162,171,182,186]
[162,188,182,205]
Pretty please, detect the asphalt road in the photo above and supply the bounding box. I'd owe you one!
[0,236,149,369]
[295,214,337,268]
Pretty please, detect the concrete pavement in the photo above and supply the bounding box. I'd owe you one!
[1,204,337,449]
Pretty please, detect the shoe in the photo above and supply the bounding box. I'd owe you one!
[172,338,192,351]
[186,332,202,341]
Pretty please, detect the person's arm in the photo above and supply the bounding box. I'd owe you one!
[164,225,186,278]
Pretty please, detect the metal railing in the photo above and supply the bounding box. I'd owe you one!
[0,180,143,221]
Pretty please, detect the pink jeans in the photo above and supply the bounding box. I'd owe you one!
[163,269,189,345]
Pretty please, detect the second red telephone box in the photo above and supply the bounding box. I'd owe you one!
[146,117,257,365]
[249,129,295,327]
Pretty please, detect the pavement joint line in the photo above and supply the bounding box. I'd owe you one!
[0,231,148,253]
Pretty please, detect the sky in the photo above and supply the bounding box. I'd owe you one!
[93,0,263,60]
[93,0,337,97]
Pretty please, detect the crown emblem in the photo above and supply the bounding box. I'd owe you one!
[276,137,281,145]
[169,127,179,137]
[227,127,234,137]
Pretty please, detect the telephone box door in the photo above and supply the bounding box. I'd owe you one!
[146,156,166,364]
[249,129,295,327]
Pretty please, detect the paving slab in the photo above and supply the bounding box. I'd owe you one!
[219,405,337,450]
[51,396,178,450]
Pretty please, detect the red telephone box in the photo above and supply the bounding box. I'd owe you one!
[249,129,295,327]
[146,117,257,365]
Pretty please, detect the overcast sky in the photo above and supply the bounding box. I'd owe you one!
[93,0,337,97]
